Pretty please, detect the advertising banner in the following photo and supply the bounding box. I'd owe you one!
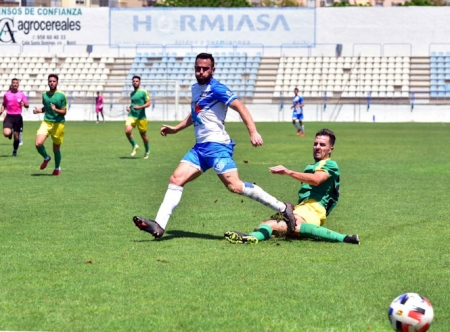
[109,8,316,48]
[0,7,109,49]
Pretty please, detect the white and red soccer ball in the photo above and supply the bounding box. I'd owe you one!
[388,293,434,332]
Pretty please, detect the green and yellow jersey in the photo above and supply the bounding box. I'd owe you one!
[298,158,340,216]
[129,89,150,120]
[42,90,68,123]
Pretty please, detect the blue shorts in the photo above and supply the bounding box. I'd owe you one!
[181,141,237,174]
[292,110,304,121]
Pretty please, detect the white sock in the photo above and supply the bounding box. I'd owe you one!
[155,184,184,229]
[241,182,285,212]
[294,122,300,129]
[301,125,305,132]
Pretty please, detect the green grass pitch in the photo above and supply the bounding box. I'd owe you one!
[0,121,449,331]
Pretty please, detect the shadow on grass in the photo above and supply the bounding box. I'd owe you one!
[0,155,13,157]
[119,157,138,160]
[132,230,223,242]
[31,173,53,176]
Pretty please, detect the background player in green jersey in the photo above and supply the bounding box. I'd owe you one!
[125,75,151,159]
[33,74,67,176]
[225,128,359,245]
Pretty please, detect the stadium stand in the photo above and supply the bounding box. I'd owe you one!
[0,51,444,105]
[122,52,260,100]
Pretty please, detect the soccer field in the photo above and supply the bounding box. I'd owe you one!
[1,121,449,331]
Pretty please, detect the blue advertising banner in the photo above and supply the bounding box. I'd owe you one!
[109,8,316,48]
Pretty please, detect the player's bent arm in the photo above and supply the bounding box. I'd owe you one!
[50,103,67,115]
[161,114,193,136]
[55,108,67,116]
[33,107,44,114]
[229,99,263,146]
[229,99,257,134]
[269,166,329,186]
[136,100,151,110]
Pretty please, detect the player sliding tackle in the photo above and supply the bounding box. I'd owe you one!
[225,128,360,245]
[132,52,296,239]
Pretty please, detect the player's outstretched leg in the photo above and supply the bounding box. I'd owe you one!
[224,231,258,244]
[133,216,165,238]
[343,234,360,245]
[40,156,51,170]
[282,202,297,234]
[131,144,139,157]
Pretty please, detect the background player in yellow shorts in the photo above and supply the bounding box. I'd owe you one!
[125,75,151,159]
[225,128,359,245]
[33,74,67,176]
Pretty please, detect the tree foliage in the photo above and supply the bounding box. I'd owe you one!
[261,0,303,6]
[154,0,252,7]
[332,0,371,6]
[397,0,437,5]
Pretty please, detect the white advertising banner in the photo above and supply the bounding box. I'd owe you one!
[0,7,109,49]
[109,8,316,48]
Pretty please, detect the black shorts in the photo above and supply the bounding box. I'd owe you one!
[3,114,23,132]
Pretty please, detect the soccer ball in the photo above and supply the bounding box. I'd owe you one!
[388,293,434,332]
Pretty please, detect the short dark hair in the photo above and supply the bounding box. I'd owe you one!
[48,74,59,81]
[132,75,141,81]
[11,78,19,83]
[316,128,336,146]
[195,53,215,68]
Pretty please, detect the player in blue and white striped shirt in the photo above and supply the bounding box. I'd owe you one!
[291,88,305,136]
[133,52,297,239]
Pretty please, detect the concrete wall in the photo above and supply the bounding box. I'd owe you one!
[2,7,450,57]
[18,103,450,123]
